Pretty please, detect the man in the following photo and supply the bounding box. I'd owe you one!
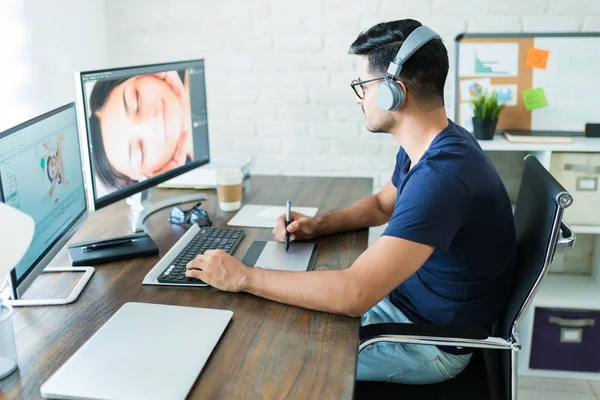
[186,19,516,385]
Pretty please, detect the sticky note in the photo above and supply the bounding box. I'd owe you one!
[525,47,550,69]
[522,88,548,111]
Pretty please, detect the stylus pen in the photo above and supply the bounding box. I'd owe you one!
[285,200,291,252]
[82,238,139,252]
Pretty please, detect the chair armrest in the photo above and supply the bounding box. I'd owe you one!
[359,323,519,352]
[360,323,488,342]
[557,221,576,250]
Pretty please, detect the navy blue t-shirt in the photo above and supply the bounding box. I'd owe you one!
[384,120,516,341]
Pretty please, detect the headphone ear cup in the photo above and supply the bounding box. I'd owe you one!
[376,80,405,112]
[376,81,396,112]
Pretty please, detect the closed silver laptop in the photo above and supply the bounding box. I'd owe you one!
[41,302,232,400]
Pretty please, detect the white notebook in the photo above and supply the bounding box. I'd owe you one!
[227,204,319,228]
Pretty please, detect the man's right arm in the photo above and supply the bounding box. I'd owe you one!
[315,180,396,236]
[274,180,397,242]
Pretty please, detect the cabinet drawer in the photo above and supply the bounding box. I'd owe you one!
[530,307,600,372]
[550,152,600,226]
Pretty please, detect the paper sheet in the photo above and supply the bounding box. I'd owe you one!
[459,78,491,101]
[227,204,319,228]
[492,84,518,106]
[459,43,519,77]
[159,155,253,189]
[459,102,475,133]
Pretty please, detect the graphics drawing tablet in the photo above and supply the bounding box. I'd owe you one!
[241,241,318,272]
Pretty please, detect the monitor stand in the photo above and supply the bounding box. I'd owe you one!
[6,267,95,307]
[127,190,208,233]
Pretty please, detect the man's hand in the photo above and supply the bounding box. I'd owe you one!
[185,249,250,292]
[273,211,320,242]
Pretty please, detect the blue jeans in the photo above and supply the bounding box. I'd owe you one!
[357,297,472,384]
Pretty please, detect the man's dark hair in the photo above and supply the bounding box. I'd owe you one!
[88,78,137,190]
[349,19,448,107]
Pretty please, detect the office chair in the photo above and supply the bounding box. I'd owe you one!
[354,155,576,400]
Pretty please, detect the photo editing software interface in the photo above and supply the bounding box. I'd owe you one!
[79,59,210,205]
[0,106,86,281]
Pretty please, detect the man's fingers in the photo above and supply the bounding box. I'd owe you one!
[287,221,300,232]
[274,232,296,242]
[276,215,286,231]
[185,269,204,280]
[187,256,205,270]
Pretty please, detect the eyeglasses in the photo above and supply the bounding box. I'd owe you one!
[168,202,212,227]
[350,77,386,99]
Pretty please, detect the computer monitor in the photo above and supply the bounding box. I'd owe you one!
[74,59,211,230]
[0,103,94,306]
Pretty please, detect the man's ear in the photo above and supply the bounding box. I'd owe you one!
[396,80,407,94]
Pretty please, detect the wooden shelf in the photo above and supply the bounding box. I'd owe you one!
[533,274,600,309]
[478,135,600,152]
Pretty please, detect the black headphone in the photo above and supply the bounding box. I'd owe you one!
[376,25,441,112]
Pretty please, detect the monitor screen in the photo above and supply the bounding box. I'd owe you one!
[0,104,87,283]
[77,59,210,209]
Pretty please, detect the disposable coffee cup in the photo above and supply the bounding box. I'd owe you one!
[215,168,243,211]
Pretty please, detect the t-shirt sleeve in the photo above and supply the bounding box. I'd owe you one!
[383,164,470,251]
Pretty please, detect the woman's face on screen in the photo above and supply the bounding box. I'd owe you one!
[48,156,59,180]
[96,75,184,180]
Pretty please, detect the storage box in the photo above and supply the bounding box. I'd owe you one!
[529,307,600,372]
[550,152,600,226]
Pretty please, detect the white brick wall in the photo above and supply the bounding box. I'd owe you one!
[103,0,600,191]
[0,0,109,131]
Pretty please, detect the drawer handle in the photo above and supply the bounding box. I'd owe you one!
[548,316,595,328]
[564,164,600,174]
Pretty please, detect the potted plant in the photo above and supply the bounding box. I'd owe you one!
[471,89,505,140]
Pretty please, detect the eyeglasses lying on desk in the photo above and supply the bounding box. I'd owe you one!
[168,202,212,227]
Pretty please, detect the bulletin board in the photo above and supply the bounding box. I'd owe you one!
[454,33,600,133]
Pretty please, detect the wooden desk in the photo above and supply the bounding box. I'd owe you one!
[0,176,372,400]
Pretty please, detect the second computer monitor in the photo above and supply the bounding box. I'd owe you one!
[0,103,89,300]
[75,59,210,210]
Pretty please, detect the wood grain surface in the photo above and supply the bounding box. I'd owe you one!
[0,175,372,400]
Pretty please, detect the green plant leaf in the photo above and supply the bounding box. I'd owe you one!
[471,88,504,120]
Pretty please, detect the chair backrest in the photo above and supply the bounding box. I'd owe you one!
[496,155,573,340]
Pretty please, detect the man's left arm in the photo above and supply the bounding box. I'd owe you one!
[186,235,434,317]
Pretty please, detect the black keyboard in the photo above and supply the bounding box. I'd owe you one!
[157,227,244,285]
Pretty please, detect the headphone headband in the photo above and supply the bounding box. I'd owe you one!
[376,25,441,112]
[386,25,441,78]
